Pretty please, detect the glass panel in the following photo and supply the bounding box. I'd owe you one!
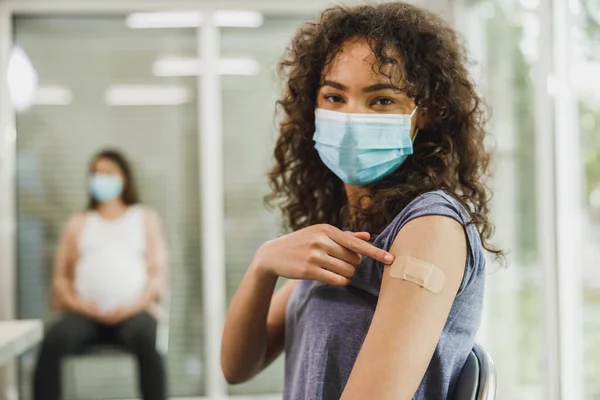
[14,16,205,398]
[574,1,600,398]
[221,13,313,395]
[462,1,544,399]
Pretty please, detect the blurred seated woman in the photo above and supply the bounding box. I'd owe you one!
[33,149,168,400]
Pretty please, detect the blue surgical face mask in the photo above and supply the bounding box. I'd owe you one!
[89,173,124,203]
[313,107,418,185]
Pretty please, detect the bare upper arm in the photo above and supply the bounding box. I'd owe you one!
[143,206,163,244]
[54,212,86,280]
[341,215,467,400]
[263,279,298,367]
[143,206,169,277]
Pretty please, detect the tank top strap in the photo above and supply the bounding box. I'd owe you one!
[127,204,143,222]
[128,204,147,250]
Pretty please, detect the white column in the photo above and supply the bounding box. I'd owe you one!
[453,0,489,346]
[552,0,584,398]
[0,4,18,400]
[474,3,521,396]
[487,27,521,400]
[198,10,228,399]
[534,0,560,398]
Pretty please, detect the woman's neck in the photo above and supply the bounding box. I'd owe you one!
[96,199,128,220]
[344,184,370,217]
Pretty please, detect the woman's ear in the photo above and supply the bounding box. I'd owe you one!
[416,107,430,130]
[411,107,428,139]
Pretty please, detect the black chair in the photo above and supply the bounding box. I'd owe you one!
[452,343,497,400]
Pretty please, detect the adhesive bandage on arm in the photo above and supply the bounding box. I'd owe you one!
[389,255,446,294]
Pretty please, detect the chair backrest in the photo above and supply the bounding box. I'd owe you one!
[473,343,496,400]
[155,290,171,355]
[453,350,479,400]
[451,343,496,400]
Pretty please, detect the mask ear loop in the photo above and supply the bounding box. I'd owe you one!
[410,105,419,142]
[410,105,419,117]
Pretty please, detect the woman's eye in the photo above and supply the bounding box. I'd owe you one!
[373,97,394,106]
[325,94,345,103]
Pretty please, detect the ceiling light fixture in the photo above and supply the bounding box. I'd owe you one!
[126,10,263,28]
[126,11,202,29]
[34,85,73,106]
[213,10,263,27]
[153,57,260,76]
[105,85,191,106]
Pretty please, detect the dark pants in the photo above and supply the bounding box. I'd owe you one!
[33,312,166,400]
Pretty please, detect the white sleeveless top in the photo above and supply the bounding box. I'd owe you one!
[75,205,148,312]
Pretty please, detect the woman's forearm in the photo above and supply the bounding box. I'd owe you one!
[53,278,85,313]
[129,275,162,313]
[221,260,279,384]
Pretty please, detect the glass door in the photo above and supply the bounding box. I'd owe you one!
[573,0,600,397]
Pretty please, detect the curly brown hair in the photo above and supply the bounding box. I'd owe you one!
[267,2,501,257]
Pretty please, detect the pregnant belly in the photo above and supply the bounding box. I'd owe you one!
[75,253,148,312]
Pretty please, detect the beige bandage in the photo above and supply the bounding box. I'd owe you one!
[389,255,445,294]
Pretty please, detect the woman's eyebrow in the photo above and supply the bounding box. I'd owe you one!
[321,80,348,91]
[320,80,402,93]
[362,83,400,93]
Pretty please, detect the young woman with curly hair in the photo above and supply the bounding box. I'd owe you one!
[222,3,500,399]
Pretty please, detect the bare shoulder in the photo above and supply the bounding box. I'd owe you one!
[65,211,87,236]
[140,206,164,233]
[139,205,156,218]
[384,214,468,300]
[391,214,467,262]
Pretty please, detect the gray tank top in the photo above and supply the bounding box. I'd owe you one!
[284,190,486,399]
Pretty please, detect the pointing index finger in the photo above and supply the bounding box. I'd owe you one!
[328,229,395,264]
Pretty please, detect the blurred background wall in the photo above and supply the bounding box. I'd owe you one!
[0,0,599,399]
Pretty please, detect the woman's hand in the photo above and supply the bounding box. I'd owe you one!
[98,295,152,325]
[98,306,138,325]
[74,299,103,320]
[252,224,394,286]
